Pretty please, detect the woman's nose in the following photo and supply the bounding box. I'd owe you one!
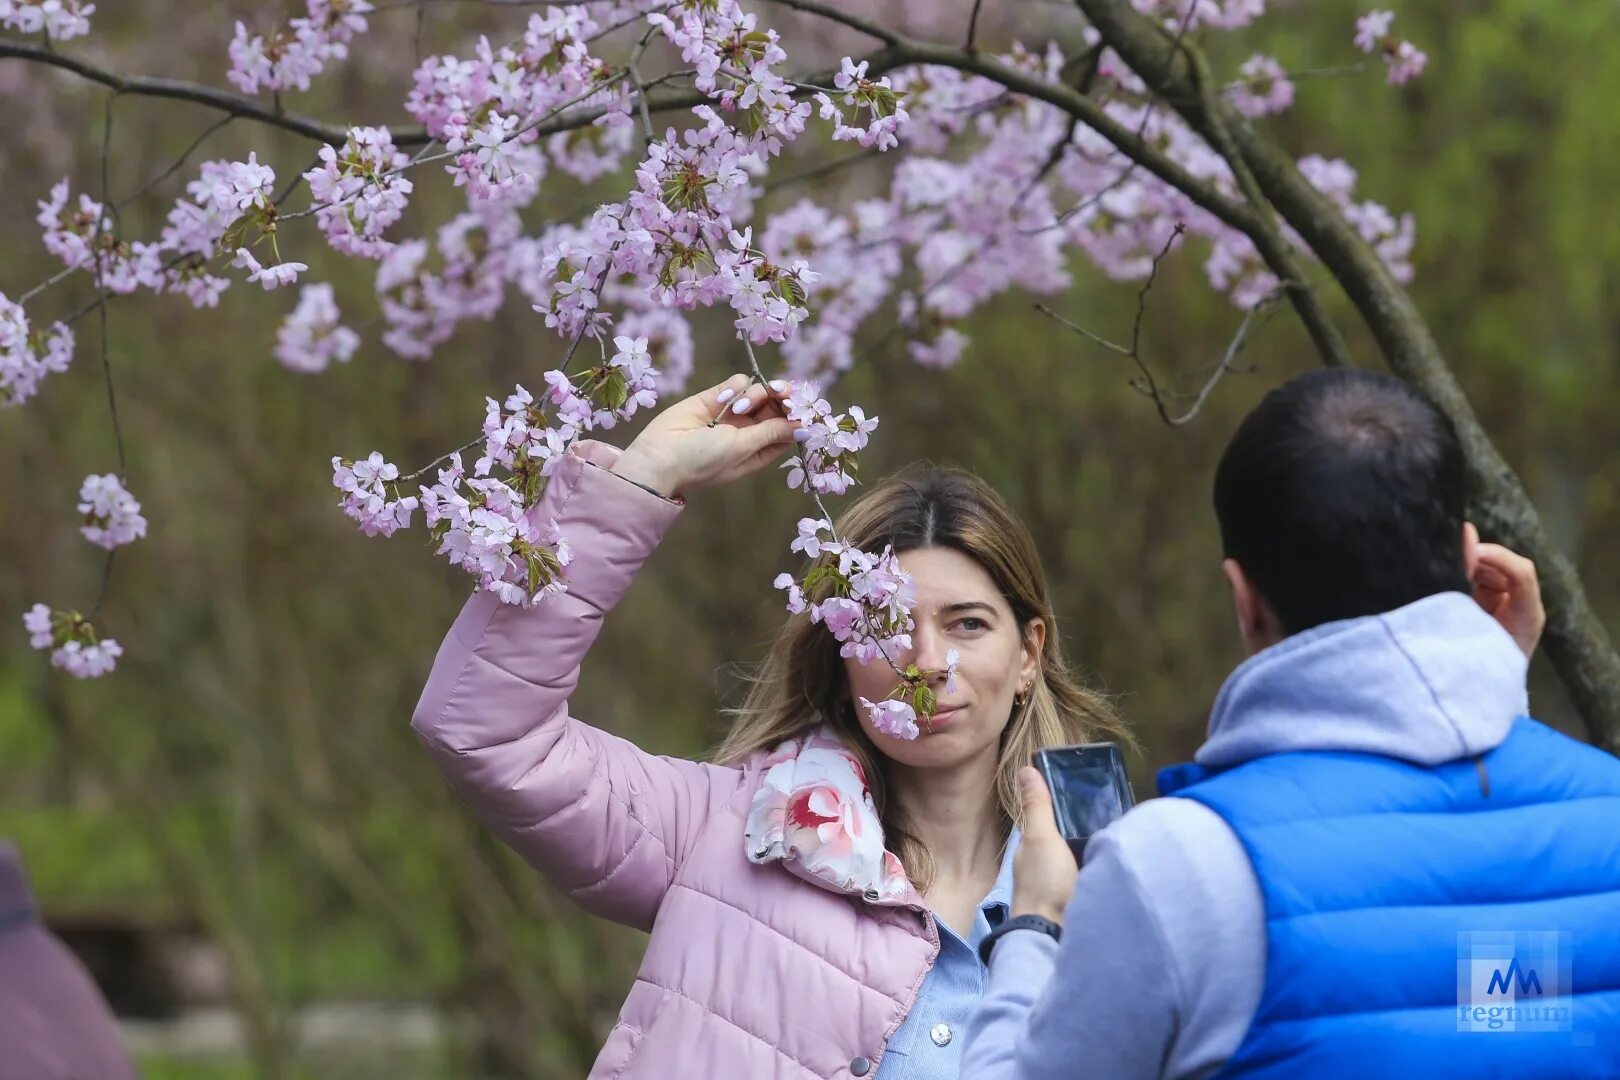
[909,627,949,679]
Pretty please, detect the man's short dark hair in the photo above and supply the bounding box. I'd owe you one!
[1213,368,1471,635]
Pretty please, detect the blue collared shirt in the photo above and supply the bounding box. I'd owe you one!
[876,830,1019,1079]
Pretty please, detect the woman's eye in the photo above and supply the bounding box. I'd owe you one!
[955,618,987,632]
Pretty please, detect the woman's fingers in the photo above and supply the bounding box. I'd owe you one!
[702,373,753,420]
[737,415,801,456]
[718,378,792,423]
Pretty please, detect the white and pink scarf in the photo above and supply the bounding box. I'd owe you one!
[742,726,911,901]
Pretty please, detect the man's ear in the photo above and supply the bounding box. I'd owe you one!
[1462,521,1481,579]
[1223,558,1280,655]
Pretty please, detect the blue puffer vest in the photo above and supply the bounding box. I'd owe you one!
[1158,717,1620,1078]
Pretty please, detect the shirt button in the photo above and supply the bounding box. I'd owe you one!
[850,1055,873,1076]
[930,1023,952,1047]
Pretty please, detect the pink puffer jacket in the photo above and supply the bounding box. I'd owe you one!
[411,441,940,1079]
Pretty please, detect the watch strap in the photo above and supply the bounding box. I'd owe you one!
[978,913,1063,966]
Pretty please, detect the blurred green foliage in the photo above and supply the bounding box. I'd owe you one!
[2,0,1616,1075]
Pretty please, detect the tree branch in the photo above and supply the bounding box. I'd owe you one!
[759,0,901,46]
[0,39,432,146]
[1075,0,1620,749]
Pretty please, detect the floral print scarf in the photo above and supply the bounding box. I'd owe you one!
[743,726,910,901]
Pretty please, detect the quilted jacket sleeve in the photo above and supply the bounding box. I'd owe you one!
[411,440,744,931]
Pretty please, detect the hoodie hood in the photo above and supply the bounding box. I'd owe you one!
[1197,591,1528,770]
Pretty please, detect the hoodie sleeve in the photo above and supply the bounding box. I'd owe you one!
[962,797,1264,1079]
[411,440,744,933]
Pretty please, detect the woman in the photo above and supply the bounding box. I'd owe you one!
[412,372,1130,1078]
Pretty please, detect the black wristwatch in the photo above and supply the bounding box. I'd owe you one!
[978,913,1063,965]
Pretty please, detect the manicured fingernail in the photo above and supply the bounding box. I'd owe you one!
[793,428,812,442]
[769,379,788,392]
[715,388,736,404]
[731,397,752,414]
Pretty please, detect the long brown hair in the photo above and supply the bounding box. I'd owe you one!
[715,464,1130,890]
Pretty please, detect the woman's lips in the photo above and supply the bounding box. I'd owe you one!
[925,706,963,729]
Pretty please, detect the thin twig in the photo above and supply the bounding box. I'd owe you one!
[95,94,127,475]
[274,151,324,207]
[1156,297,1275,426]
[1035,244,1282,427]
[759,147,882,196]
[1020,160,1138,236]
[89,93,125,618]
[625,25,660,151]
[1032,303,1129,356]
[398,437,484,483]
[117,113,236,208]
[964,0,987,52]
[1127,223,1184,354]
[15,263,80,307]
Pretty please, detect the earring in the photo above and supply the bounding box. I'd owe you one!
[1014,684,1029,707]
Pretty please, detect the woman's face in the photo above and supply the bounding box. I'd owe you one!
[843,546,1043,771]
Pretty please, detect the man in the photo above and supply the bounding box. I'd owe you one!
[962,369,1620,1077]
[0,841,138,1080]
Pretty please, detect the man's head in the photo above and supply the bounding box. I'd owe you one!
[1214,369,1478,653]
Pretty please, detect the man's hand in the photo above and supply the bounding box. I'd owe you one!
[1011,766,1079,926]
[1471,542,1544,658]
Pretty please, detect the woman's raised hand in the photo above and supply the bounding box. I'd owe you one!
[610,374,801,499]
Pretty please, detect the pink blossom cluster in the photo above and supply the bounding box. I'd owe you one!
[331,451,417,538]
[777,517,916,664]
[77,473,147,550]
[421,453,574,607]
[1228,54,1295,118]
[229,0,374,96]
[375,208,527,360]
[417,386,581,605]
[234,247,308,290]
[275,283,360,373]
[717,228,816,345]
[23,604,122,678]
[407,8,625,209]
[780,381,877,496]
[1,0,94,40]
[36,180,163,295]
[154,156,277,306]
[303,127,414,259]
[815,58,910,152]
[1297,155,1416,283]
[1,291,73,407]
[775,512,967,740]
[860,648,959,741]
[1131,0,1265,32]
[1354,10,1428,86]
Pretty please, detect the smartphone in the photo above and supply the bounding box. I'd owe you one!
[1032,742,1135,861]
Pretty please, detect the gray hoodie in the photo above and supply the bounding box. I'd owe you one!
[960,592,1528,1078]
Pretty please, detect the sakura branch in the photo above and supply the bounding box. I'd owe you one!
[6,0,1431,704]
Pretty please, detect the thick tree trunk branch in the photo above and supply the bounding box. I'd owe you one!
[0,39,430,145]
[1075,0,1620,750]
[0,40,744,149]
